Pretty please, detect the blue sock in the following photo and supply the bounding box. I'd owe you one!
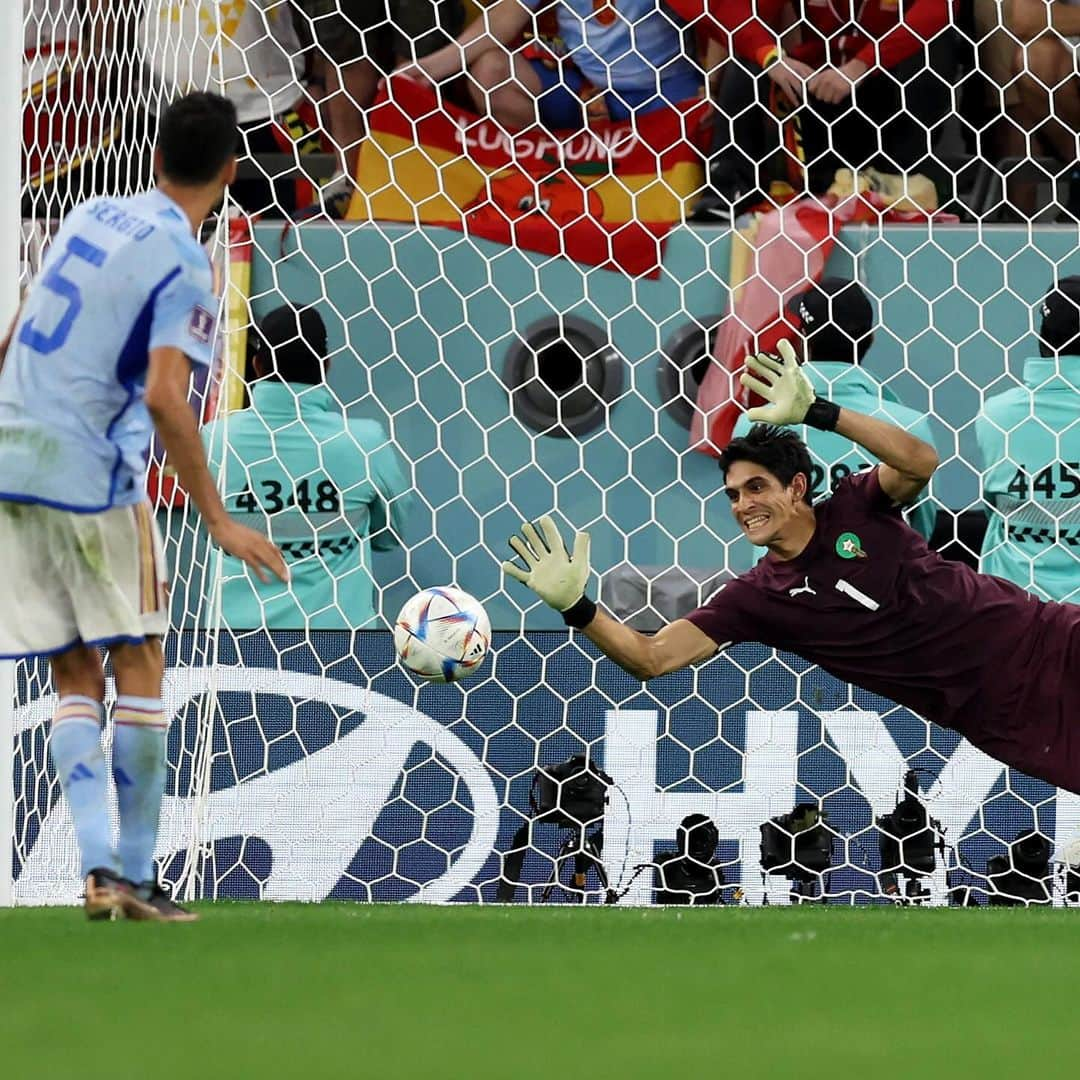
[112,695,169,885]
[49,696,114,878]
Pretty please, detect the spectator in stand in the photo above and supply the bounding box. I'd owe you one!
[965,1,1025,169]
[396,0,702,131]
[732,279,939,542]
[293,2,464,191]
[691,0,954,222]
[1008,0,1080,218]
[138,0,326,218]
[23,0,128,219]
[201,306,414,630]
[977,278,1080,603]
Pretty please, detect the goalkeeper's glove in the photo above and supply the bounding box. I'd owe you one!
[501,515,596,628]
[740,338,839,430]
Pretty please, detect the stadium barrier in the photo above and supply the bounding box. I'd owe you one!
[10,631,1080,906]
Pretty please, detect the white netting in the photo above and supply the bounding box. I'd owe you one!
[10,1,1080,907]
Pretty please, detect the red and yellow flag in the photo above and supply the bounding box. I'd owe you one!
[348,77,709,277]
[691,175,955,454]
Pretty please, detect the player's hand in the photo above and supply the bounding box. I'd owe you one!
[502,515,590,612]
[741,338,816,425]
[210,519,289,585]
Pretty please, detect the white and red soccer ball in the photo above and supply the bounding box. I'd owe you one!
[393,587,491,683]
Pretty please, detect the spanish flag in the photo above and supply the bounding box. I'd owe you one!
[348,77,709,278]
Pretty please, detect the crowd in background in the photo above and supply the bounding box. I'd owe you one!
[19,1,1080,223]
[19,2,1080,619]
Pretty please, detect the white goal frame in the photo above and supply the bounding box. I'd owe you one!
[1,2,24,908]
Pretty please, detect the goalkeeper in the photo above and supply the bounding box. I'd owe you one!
[504,339,1080,795]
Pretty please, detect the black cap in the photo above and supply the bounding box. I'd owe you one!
[1038,276,1080,353]
[253,304,327,382]
[787,277,875,362]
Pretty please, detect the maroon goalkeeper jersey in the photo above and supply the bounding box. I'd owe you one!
[685,468,1080,792]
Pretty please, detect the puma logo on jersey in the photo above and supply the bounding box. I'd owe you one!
[789,577,816,597]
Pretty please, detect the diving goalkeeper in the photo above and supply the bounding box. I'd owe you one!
[503,340,1080,795]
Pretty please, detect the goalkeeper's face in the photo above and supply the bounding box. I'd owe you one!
[723,460,807,547]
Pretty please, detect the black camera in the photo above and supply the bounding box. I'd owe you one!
[497,754,613,903]
[530,754,612,830]
[987,830,1052,906]
[877,770,943,902]
[760,803,832,883]
[654,814,725,905]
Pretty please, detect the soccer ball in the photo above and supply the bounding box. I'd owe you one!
[393,587,491,683]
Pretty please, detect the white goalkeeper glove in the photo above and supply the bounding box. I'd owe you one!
[502,515,591,616]
[740,338,816,426]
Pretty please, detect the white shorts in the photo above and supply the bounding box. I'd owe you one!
[0,500,168,659]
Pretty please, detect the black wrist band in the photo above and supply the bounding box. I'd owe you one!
[561,595,597,629]
[805,398,841,432]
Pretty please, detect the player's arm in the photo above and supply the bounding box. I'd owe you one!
[145,346,288,584]
[831,408,939,505]
[741,339,939,505]
[581,611,718,680]
[501,517,718,680]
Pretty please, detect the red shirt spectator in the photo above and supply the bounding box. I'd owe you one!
[683,0,957,220]
[726,0,952,72]
[670,0,952,68]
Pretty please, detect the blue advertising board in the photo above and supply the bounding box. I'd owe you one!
[11,631,1076,906]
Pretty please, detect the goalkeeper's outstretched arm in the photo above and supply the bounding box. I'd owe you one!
[502,515,718,681]
[580,610,718,681]
[741,338,939,505]
[831,408,939,506]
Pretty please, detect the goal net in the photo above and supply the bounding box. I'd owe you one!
[8,0,1080,908]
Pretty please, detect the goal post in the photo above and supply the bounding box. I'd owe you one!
[9,3,1080,909]
[0,0,24,909]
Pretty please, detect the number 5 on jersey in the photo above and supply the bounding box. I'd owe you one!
[19,236,108,354]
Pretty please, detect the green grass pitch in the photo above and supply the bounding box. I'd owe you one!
[1,904,1078,1079]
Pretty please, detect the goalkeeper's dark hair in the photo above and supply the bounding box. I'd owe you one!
[157,92,238,185]
[718,424,814,505]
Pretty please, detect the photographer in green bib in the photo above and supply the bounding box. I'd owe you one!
[977,278,1080,604]
[733,278,940,550]
[202,305,413,629]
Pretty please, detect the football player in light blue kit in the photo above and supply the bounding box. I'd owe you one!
[0,92,287,920]
[978,278,1080,603]
[399,0,701,130]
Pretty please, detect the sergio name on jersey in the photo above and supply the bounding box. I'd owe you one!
[0,189,216,512]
